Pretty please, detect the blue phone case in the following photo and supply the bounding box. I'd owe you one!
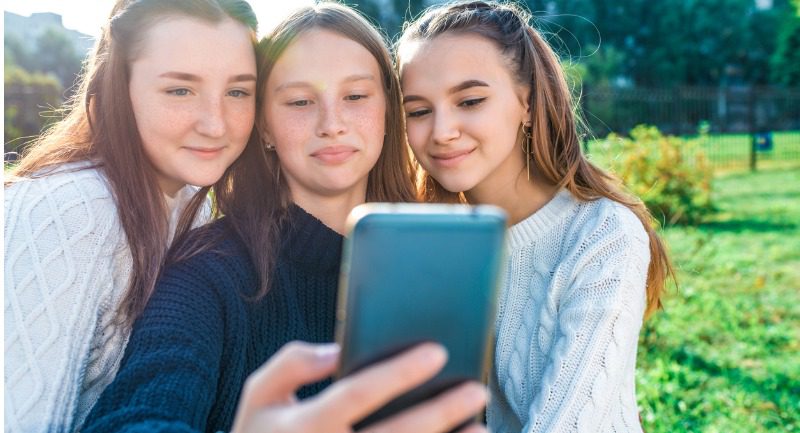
[335,203,507,427]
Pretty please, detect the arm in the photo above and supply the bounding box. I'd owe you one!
[4,173,125,433]
[81,256,227,433]
[523,209,650,433]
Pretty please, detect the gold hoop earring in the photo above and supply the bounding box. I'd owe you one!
[522,122,533,181]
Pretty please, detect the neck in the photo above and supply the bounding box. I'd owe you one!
[290,186,367,235]
[466,167,558,226]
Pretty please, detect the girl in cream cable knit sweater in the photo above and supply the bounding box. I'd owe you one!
[397,2,674,432]
[4,1,258,430]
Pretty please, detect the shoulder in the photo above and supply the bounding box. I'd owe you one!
[163,218,257,295]
[5,162,119,224]
[4,163,127,257]
[558,196,650,304]
[562,194,650,256]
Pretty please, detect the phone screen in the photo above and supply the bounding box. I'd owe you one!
[335,204,506,427]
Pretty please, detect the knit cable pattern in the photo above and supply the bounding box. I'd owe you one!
[488,190,649,433]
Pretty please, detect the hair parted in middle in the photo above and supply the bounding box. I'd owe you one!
[178,1,417,301]
[397,0,673,319]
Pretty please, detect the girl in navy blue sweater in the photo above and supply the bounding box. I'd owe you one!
[82,4,487,433]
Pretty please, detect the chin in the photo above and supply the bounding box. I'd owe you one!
[435,177,477,194]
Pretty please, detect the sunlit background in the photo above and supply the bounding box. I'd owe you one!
[3,0,315,37]
[4,1,799,432]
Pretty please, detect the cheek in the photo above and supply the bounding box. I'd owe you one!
[229,104,256,141]
[352,101,386,143]
[405,121,428,153]
[265,107,309,146]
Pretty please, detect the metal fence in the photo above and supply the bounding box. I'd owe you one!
[581,86,800,170]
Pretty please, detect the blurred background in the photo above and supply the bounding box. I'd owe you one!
[4,0,799,432]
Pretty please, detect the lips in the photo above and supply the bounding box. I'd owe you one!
[185,146,225,160]
[430,148,474,168]
[311,145,358,164]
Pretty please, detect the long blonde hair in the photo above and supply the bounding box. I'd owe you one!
[399,0,673,318]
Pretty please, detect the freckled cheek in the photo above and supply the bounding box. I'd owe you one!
[144,104,198,134]
[349,103,385,142]
[269,115,312,152]
[228,105,256,141]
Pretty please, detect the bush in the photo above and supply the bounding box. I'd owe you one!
[605,125,714,225]
[4,64,63,155]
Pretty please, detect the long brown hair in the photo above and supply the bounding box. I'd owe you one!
[205,2,417,301]
[5,0,258,326]
[398,0,673,319]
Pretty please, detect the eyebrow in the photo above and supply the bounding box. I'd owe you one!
[158,71,257,83]
[403,79,490,104]
[274,73,376,92]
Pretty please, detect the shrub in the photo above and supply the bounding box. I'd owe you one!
[605,125,714,225]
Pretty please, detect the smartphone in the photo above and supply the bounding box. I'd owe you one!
[335,203,507,428]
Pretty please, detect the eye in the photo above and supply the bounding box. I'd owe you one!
[228,89,250,98]
[289,99,311,107]
[345,94,367,101]
[406,108,431,118]
[167,88,190,96]
[459,97,486,108]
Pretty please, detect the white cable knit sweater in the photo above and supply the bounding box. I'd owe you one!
[487,189,650,433]
[4,163,207,433]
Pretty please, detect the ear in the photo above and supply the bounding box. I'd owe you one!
[518,84,531,122]
[255,117,273,145]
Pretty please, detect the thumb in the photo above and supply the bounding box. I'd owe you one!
[240,341,340,409]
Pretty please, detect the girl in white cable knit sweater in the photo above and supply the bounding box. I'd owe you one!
[397,2,674,432]
[4,1,258,431]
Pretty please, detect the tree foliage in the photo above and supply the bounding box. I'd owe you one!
[349,0,796,88]
[4,62,63,155]
[770,11,800,86]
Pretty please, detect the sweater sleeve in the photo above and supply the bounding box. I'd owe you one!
[523,206,650,433]
[80,253,229,433]
[4,172,127,433]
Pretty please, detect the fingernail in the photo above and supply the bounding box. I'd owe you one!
[462,383,488,406]
[418,343,448,366]
[314,343,340,363]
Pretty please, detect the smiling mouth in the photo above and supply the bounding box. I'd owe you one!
[186,147,225,159]
[431,148,474,168]
[311,146,358,164]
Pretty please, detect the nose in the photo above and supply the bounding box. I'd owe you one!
[195,97,226,138]
[315,99,347,138]
[431,109,459,145]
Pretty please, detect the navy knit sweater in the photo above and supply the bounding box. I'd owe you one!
[82,206,342,433]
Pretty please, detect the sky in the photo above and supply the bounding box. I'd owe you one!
[3,0,316,38]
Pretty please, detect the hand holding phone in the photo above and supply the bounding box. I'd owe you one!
[335,203,507,428]
[230,342,488,433]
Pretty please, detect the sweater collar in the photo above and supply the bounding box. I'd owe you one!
[280,205,343,272]
[506,189,578,250]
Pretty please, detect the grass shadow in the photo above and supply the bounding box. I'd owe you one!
[671,346,799,420]
[697,219,797,234]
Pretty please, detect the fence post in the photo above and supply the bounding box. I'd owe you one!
[748,87,757,171]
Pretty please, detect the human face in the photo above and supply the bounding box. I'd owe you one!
[400,34,529,195]
[262,29,386,205]
[129,17,256,197]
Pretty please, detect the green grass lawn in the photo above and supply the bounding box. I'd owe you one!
[637,168,800,432]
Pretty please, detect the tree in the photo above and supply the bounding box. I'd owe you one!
[34,28,83,93]
[4,63,63,155]
[770,13,800,86]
